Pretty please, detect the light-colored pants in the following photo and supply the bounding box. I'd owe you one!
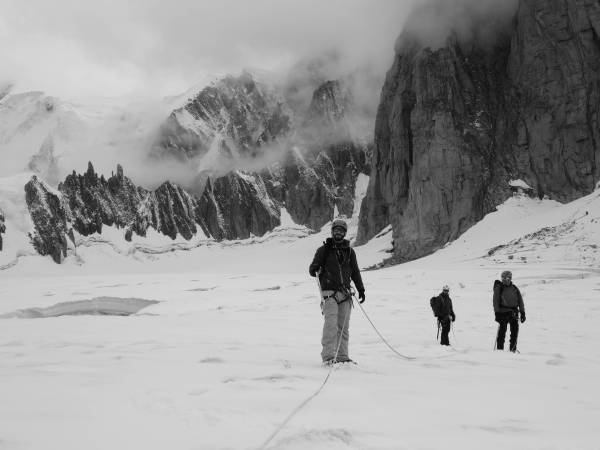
[321,296,352,362]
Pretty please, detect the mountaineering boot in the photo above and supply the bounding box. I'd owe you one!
[322,358,335,367]
[335,358,357,365]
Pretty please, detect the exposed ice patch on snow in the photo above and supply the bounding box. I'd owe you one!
[0,297,159,318]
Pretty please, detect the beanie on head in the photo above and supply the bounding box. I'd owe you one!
[331,218,348,232]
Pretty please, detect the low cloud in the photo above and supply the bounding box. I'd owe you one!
[401,0,520,50]
[0,0,418,101]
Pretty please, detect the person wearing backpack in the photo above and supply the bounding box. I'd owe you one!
[430,285,456,346]
[309,218,365,365]
[493,270,526,352]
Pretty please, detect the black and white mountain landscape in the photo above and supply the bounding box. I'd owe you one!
[1,1,599,449]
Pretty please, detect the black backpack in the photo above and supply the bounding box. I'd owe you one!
[494,280,521,309]
[430,296,442,316]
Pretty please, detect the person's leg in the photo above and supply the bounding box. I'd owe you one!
[497,317,508,350]
[335,299,352,361]
[509,314,520,352]
[321,299,339,362]
[440,319,451,345]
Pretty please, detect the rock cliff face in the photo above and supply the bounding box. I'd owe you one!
[357,0,600,261]
[25,177,73,263]
[507,0,600,201]
[199,172,280,240]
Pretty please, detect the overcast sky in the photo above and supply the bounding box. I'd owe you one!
[0,0,418,100]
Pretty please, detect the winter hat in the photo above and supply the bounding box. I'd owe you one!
[331,218,348,232]
[501,270,512,279]
[442,285,450,291]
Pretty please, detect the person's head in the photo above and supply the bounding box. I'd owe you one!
[442,285,450,295]
[331,218,348,242]
[501,270,512,286]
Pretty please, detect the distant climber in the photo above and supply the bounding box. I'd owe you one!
[493,270,526,352]
[430,285,456,346]
[309,218,365,365]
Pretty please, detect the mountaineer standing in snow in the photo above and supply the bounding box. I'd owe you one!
[309,218,365,365]
[493,270,526,352]
[430,285,456,346]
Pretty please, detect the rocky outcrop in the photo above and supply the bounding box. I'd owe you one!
[152,181,199,240]
[25,176,73,263]
[0,208,5,251]
[60,163,148,238]
[283,149,335,230]
[198,172,280,240]
[357,0,600,262]
[154,72,291,162]
[25,163,284,262]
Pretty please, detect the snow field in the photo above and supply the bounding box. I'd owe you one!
[0,261,599,449]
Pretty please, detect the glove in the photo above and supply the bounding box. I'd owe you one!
[358,291,365,304]
[451,314,456,322]
[494,312,501,323]
[309,269,316,277]
[520,314,526,323]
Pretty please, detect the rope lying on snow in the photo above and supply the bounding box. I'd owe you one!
[257,291,455,448]
[351,293,416,361]
[256,302,349,450]
[256,361,337,449]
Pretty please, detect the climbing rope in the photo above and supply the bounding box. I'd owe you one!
[351,292,416,360]
[256,282,350,450]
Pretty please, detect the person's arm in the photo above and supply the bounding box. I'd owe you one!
[309,247,324,277]
[449,297,456,321]
[350,249,365,294]
[517,287,526,321]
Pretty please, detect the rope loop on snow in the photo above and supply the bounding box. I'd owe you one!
[351,293,416,360]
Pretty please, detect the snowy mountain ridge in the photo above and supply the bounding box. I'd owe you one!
[2,170,599,274]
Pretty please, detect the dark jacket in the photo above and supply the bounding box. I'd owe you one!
[493,280,525,315]
[309,238,364,294]
[430,293,455,320]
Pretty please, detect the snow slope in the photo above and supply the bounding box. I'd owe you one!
[0,190,599,449]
